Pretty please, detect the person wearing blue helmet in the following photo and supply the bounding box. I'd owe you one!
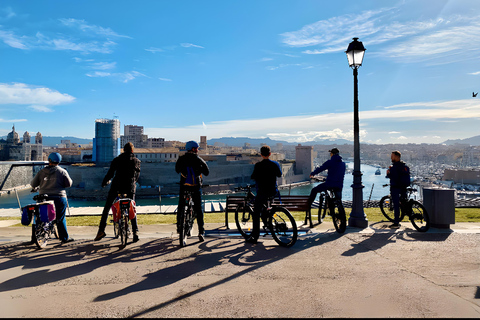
[175,140,209,243]
[31,152,74,243]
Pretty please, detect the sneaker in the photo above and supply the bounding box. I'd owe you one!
[132,234,139,243]
[94,231,106,241]
[62,237,75,244]
[389,223,400,229]
[198,233,205,242]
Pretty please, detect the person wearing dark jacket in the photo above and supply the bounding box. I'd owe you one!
[175,140,210,243]
[31,152,74,243]
[386,150,408,229]
[94,142,141,242]
[307,148,346,210]
[247,145,282,244]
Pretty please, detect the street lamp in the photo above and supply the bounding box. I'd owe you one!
[346,37,368,228]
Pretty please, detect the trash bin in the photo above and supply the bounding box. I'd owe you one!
[422,188,455,228]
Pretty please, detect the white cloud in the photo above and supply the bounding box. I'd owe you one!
[469,71,480,75]
[89,61,117,70]
[145,47,165,53]
[0,83,75,106]
[180,43,204,49]
[28,105,53,112]
[281,6,480,64]
[86,71,146,83]
[0,30,28,49]
[86,71,111,77]
[146,99,480,143]
[58,18,132,39]
[159,78,172,82]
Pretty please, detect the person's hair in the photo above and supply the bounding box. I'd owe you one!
[124,142,134,153]
[392,150,401,157]
[260,145,271,157]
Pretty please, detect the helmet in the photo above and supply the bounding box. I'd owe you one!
[48,152,62,163]
[185,140,199,151]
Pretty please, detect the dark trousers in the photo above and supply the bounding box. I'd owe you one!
[308,182,342,207]
[177,186,204,234]
[250,194,269,241]
[391,187,407,224]
[98,189,138,233]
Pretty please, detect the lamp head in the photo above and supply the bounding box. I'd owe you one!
[346,37,366,68]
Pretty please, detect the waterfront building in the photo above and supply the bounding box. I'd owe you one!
[93,118,120,164]
[0,125,43,161]
[120,124,166,149]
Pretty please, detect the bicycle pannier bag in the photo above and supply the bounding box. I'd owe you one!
[21,205,35,226]
[39,202,56,222]
[111,200,120,222]
[128,200,136,220]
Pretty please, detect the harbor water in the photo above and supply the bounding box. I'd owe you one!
[1,162,390,209]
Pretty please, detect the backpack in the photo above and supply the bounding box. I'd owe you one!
[182,166,201,187]
[400,163,411,187]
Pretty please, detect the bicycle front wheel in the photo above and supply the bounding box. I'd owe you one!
[409,201,430,232]
[330,199,346,234]
[235,204,254,239]
[269,207,297,247]
[379,195,395,222]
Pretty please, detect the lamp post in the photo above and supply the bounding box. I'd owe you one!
[346,37,368,228]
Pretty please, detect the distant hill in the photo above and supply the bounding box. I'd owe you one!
[207,136,353,147]
[0,135,92,147]
[442,135,480,146]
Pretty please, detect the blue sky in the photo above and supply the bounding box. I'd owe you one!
[0,0,479,144]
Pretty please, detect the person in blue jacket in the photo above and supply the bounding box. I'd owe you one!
[307,148,346,211]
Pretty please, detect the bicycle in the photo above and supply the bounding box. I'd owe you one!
[112,194,136,246]
[178,187,197,247]
[379,184,430,232]
[21,193,59,249]
[234,184,298,247]
[306,177,347,233]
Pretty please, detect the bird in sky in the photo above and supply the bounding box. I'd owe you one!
[473,92,478,97]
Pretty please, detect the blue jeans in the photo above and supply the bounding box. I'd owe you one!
[49,196,69,241]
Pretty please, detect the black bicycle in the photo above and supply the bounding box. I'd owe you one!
[234,184,298,247]
[317,187,347,233]
[21,193,59,249]
[178,188,197,247]
[306,178,347,233]
[379,184,430,232]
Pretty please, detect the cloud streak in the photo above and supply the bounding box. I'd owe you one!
[281,6,480,64]
[146,99,480,143]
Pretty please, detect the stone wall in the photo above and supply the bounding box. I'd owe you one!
[0,163,40,190]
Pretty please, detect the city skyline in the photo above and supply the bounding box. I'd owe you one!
[0,0,480,144]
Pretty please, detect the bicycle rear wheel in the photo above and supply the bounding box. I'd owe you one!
[119,216,127,246]
[34,222,49,249]
[409,200,430,232]
[235,204,254,239]
[317,193,326,224]
[330,199,346,233]
[269,207,297,247]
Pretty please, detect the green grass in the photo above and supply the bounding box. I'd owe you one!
[2,207,480,227]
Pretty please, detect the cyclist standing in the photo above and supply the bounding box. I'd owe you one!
[175,140,210,242]
[248,145,282,244]
[30,152,74,244]
[386,150,409,229]
[94,142,141,242]
[307,148,346,213]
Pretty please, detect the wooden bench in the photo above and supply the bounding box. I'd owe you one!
[224,194,313,229]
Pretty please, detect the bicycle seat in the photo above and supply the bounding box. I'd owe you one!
[33,194,49,202]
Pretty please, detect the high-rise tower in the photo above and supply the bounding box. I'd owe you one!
[93,118,121,164]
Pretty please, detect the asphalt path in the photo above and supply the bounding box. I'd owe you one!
[1,222,479,318]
